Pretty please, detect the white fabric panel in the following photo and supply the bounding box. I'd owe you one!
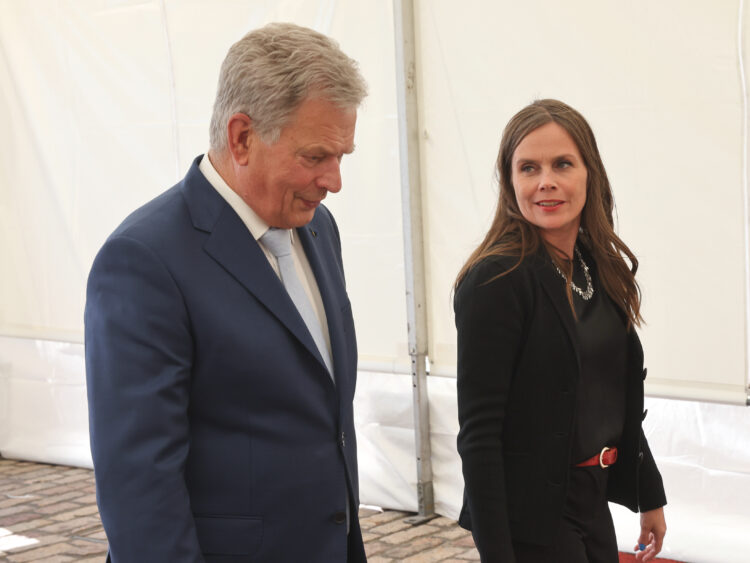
[611,397,750,563]
[418,0,750,403]
[0,1,186,342]
[0,336,91,467]
[354,371,462,518]
[0,0,408,367]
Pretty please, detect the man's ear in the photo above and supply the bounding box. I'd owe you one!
[226,113,254,165]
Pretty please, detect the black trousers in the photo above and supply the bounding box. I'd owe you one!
[512,466,619,563]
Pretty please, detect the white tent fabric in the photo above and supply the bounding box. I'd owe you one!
[0,337,89,468]
[0,0,410,367]
[2,2,750,562]
[417,0,750,404]
[3,0,749,401]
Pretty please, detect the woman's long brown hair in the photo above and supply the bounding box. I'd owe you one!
[454,99,642,328]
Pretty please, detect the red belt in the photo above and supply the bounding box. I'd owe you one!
[575,446,617,468]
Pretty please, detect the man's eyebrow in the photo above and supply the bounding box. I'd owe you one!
[302,143,356,155]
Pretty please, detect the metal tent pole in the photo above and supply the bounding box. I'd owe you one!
[393,0,436,523]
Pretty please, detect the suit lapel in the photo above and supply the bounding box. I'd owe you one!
[180,157,327,372]
[297,219,346,380]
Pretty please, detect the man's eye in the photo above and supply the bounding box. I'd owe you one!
[305,155,323,163]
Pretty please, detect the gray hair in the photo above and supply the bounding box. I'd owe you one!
[209,22,368,150]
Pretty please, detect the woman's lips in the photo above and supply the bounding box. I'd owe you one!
[536,200,563,210]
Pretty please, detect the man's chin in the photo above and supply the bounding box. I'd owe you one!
[286,210,317,229]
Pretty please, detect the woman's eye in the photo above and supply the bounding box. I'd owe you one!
[557,160,572,169]
[520,164,534,173]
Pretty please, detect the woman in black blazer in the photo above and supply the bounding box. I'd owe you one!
[454,99,667,563]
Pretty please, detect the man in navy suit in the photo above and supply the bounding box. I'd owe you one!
[85,22,368,562]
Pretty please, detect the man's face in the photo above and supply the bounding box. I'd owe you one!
[239,97,357,229]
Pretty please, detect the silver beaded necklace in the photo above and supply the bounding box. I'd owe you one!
[553,245,594,301]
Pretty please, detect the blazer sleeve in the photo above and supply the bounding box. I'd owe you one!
[633,366,667,512]
[85,235,203,562]
[638,431,667,511]
[454,258,529,563]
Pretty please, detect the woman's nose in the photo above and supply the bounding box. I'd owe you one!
[538,170,556,190]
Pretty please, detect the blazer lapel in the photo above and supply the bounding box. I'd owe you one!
[533,253,582,370]
[180,157,327,372]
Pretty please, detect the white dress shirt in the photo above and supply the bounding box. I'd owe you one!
[198,154,333,368]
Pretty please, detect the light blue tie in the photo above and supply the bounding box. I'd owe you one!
[260,228,334,379]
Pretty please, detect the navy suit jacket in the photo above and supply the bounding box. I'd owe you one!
[85,156,364,562]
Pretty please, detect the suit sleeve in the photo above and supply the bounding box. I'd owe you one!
[85,235,203,562]
[454,260,527,563]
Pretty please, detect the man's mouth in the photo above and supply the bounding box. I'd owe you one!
[300,198,322,209]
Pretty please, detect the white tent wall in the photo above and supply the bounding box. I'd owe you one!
[419,0,750,404]
[0,0,410,487]
[1,2,750,562]
[0,0,409,361]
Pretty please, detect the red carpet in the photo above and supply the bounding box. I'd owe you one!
[619,553,683,562]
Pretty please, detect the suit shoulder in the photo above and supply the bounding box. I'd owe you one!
[91,184,196,278]
[112,185,185,242]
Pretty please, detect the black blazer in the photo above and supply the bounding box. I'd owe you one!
[454,249,666,562]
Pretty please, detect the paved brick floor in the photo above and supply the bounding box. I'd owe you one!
[0,459,106,562]
[1,457,683,562]
[0,457,479,562]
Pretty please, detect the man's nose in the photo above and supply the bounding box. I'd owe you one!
[317,159,342,193]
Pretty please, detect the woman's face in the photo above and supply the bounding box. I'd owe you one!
[510,121,588,254]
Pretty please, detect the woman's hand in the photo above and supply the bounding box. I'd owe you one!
[634,506,666,561]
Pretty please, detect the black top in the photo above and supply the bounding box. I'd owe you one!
[569,249,628,463]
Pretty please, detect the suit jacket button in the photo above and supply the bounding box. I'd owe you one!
[332,511,347,524]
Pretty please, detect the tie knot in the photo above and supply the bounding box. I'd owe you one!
[260,228,292,258]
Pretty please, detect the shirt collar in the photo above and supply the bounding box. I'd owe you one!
[198,152,275,242]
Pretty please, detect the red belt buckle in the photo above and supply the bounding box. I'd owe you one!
[575,446,618,468]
